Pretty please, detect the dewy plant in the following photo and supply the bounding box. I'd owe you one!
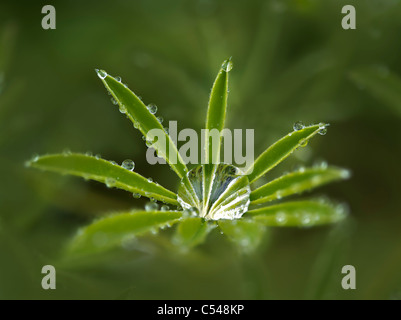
[27,59,350,255]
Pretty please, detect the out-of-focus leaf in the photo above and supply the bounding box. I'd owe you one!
[250,166,350,205]
[218,219,266,252]
[246,124,327,183]
[173,217,214,248]
[27,153,178,205]
[67,210,182,256]
[247,200,347,227]
[350,66,401,117]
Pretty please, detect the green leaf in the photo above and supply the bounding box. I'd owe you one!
[27,153,178,205]
[247,200,348,227]
[218,219,266,252]
[250,166,350,205]
[203,59,231,213]
[67,210,182,256]
[350,66,401,117]
[246,124,326,183]
[173,217,214,248]
[97,70,197,204]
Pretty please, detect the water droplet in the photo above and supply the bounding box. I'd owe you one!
[147,103,157,114]
[298,166,305,173]
[62,148,72,156]
[110,160,118,166]
[85,151,93,157]
[147,177,153,183]
[301,213,313,226]
[275,212,287,225]
[142,136,146,141]
[341,169,351,179]
[318,123,328,135]
[105,178,116,188]
[161,205,170,211]
[299,139,308,147]
[133,122,139,129]
[145,202,159,211]
[221,58,233,72]
[95,154,101,159]
[111,97,118,105]
[95,69,107,79]
[115,76,122,82]
[132,193,141,199]
[121,159,135,171]
[177,164,251,221]
[164,127,169,134]
[119,105,127,113]
[150,228,158,235]
[293,121,305,131]
[157,116,163,124]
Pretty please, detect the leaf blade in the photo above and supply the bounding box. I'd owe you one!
[250,166,350,205]
[246,124,327,183]
[67,210,182,256]
[173,217,214,249]
[247,200,348,227]
[203,59,231,213]
[97,71,197,205]
[28,153,178,205]
[218,219,266,252]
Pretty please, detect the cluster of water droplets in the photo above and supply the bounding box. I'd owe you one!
[292,121,328,136]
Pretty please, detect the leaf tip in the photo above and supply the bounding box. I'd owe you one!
[221,57,233,72]
[95,68,108,80]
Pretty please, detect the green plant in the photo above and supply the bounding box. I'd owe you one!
[26,59,350,256]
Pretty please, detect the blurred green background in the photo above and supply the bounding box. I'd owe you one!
[1,0,401,300]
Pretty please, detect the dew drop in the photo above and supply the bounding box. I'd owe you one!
[147,177,153,183]
[145,202,159,211]
[62,148,72,156]
[121,159,135,171]
[157,116,163,124]
[110,160,118,166]
[221,58,233,72]
[95,154,101,159]
[95,69,107,79]
[299,139,308,147]
[119,105,127,113]
[132,193,141,199]
[161,205,170,211]
[275,212,287,225]
[115,76,122,82]
[147,103,157,114]
[318,123,328,136]
[105,178,116,188]
[111,97,118,105]
[293,121,305,131]
[164,127,169,134]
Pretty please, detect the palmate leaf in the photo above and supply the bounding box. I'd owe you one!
[250,166,350,205]
[67,210,182,256]
[247,200,347,227]
[173,217,215,249]
[218,219,266,252]
[246,124,327,183]
[27,153,178,205]
[203,59,231,214]
[97,70,198,205]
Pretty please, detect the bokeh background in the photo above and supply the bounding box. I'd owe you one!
[1,0,401,300]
